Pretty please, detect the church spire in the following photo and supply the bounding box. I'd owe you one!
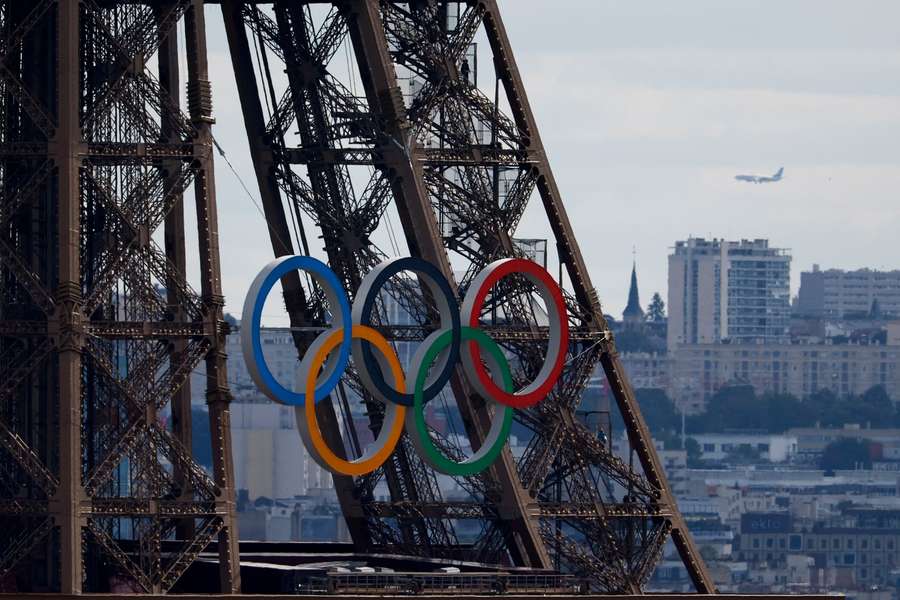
[623,253,644,324]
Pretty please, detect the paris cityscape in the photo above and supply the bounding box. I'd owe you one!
[0,1,895,598]
[213,238,900,596]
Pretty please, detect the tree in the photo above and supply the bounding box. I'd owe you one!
[635,388,679,433]
[646,292,666,323]
[858,385,893,426]
[803,387,893,428]
[806,389,843,426]
[760,392,816,432]
[820,438,872,471]
[614,328,659,353]
[862,384,891,405]
[724,444,761,465]
[689,385,758,432]
[685,437,702,468]
[663,435,702,467]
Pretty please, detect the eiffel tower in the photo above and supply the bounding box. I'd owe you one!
[220,0,714,594]
[0,0,239,593]
[0,0,714,594]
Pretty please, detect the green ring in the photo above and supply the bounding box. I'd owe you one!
[410,326,514,476]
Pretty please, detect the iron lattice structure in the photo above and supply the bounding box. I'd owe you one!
[0,0,715,594]
[0,0,239,594]
[222,0,714,594]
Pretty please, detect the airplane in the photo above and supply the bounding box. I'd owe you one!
[735,167,783,184]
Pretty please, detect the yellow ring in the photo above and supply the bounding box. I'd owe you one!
[304,325,406,476]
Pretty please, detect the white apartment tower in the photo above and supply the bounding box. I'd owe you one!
[667,238,791,351]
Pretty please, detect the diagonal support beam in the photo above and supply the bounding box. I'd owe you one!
[341,0,549,568]
[479,0,715,591]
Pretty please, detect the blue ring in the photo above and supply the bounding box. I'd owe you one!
[355,257,460,407]
[249,256,351,405]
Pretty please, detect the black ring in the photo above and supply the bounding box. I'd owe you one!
[352,257,460,407]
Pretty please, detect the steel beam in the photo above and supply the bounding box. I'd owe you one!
[478,0,715,591]
[51,0,85,592]
[340,0,549,568]
[219,0,373,548]
[184,1,242,591]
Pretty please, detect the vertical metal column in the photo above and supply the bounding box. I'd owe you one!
[158,0,195,544]
[184,1,241,592]
[52,0,85,593]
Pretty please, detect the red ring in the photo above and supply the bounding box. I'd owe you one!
[465,259,569,408]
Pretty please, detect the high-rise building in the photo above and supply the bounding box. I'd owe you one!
[667,238,791,351]
[798,265,900,318]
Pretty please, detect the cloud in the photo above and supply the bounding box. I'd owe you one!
[199,2,900,320]
[520,50,900,167]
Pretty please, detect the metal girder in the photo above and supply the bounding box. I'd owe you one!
[0,0,713,593]
[0,0,240,593]
[474,0,715,590]
[219,0,714,593]
[366,500,671,520]
[221,0,379,551]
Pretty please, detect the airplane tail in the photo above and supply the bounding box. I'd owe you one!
[773,167,784,179]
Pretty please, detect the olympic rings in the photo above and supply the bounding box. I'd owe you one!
[242,255,570,476]
[296,325,513,477]
[460,258,569,409]
[352,257,460,407]
[407,327,514,476]
[296,325,406,476]
[242,255,351,406]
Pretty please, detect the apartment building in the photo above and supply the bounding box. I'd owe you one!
[798,265,900,318]
[668,238,791,351]
[669,341,900,412]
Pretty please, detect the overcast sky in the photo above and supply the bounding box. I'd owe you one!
[201,1,900,320]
